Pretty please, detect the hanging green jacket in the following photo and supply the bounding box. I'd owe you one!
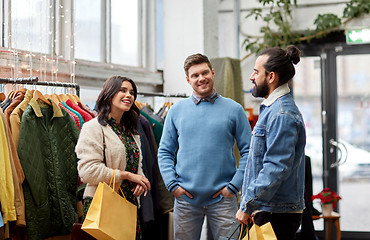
[17,99,80,240]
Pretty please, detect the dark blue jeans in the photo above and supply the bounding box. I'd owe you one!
[254,211,302,240]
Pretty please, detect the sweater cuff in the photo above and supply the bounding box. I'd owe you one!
[167,181,179,193]
[227,183,238,195]
[114,169,122,183]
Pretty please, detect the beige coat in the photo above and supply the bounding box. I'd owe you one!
[75,117,144,199]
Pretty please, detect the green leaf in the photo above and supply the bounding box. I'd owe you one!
[314,14,341,32]
[343,0,370,18]
[246,8,262,19]
[241,0,370,60]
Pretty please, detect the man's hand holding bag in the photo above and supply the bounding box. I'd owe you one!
[240,218,277,240]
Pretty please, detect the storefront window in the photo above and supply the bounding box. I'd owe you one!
[74,0,102,62]
[111,0,139,66]
[156,0,164,70]
[10,0,50,54]
[74,0,139,66]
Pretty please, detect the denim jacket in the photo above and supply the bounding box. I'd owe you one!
[240,84,306,214]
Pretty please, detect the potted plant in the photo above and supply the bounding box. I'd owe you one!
[311,188,342,216]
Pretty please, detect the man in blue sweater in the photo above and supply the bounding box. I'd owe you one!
[158,53,251,239]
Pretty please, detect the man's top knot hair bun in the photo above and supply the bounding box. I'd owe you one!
[285,45,301,65]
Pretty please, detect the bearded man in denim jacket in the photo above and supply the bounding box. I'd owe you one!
[236,45,306,240]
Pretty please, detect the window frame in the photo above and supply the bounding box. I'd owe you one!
[0,0,161,91]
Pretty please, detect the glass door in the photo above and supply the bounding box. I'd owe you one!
[335,53,370,232]
[294,56,324,231]
[295,43,370,238]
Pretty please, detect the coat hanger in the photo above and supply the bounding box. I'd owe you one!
[51,93,61,103]
[72,94,82,104]
[58,93,69,103]
[135,100,143,109]
[49,86,60,103]
[33,90,51,105]
[7,90,15,99]
[9,88,26,100]
[0,92,6,102]
[66,93,77,104]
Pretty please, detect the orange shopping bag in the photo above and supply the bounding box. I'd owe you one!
[82,170,137,240]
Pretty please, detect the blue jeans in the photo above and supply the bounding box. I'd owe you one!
[173,196,238,240]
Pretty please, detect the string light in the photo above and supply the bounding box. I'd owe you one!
[4,1,77,86]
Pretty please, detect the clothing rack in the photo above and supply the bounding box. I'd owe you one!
[137,91,187,98]
[0,77,80,96]
[0,77,39,84]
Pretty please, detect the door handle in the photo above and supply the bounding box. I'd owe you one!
[329,138,348,168]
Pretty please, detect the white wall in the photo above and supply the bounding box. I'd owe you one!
[162,0,370,109]
[162,0,219,97]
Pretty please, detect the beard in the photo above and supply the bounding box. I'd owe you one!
[252,77,269,98]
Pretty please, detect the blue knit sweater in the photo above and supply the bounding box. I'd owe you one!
[158,95,251,206]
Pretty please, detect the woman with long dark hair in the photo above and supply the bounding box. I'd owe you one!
[76,76,150,239]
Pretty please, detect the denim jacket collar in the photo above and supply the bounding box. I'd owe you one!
[261,83,290,107]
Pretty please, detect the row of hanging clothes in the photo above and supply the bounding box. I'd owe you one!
[0,77,186,240]
[0,77,93,240]
[134,94,184,240]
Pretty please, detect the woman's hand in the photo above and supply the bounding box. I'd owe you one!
[132,184,147,197]
[121,171,151,196]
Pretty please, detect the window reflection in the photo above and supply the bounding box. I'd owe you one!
[294,56,323,231]
[111,0,138,66]
[11,0,50,53]
[75,0,102,61]
[337,54,370,231]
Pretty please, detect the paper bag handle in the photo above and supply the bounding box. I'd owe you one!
[238,218,254,240]
[109,169,128,201]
